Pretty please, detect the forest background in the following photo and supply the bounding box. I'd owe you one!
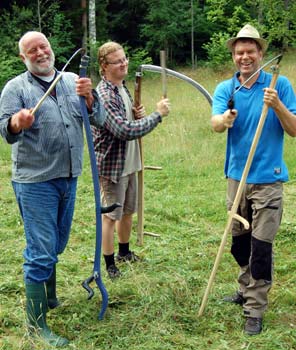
[0,0,296,89]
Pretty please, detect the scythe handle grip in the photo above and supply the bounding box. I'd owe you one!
[81,275,95,300]
[79,55,90,78]
[134,71,142,107]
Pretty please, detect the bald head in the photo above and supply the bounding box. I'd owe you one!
[19,31,50,54]
[18,31,55,76]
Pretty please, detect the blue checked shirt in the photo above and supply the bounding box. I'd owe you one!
[92,77,162,183]
[0,70,105,183]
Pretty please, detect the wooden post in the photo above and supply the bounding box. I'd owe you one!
[160,50,167,98]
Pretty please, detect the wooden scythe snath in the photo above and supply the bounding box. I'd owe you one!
[134,68,161,246]
[134,61,213,246]
[134,51,168,246]
[198,57,282,317]
[134,69,145,246]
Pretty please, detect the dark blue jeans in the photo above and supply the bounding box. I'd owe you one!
[12,177,78,283]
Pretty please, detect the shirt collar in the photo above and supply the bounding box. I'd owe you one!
[234,69,266,90]
[26,68,59,83]
[102,76,126,93]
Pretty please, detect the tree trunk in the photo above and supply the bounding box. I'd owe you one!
[257,0,263,25]
[89,0,96,45]
[37,0,42,31]
[89,0,97,83]
[81,0,87,50]
[191,0,195,69]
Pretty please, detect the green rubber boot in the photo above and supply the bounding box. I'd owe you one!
[25,282,69,347]
[46,265,60,309]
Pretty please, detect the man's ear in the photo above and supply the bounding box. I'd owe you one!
[19,54,26,63]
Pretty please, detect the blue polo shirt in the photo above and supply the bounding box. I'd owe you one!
[212,70,296,184]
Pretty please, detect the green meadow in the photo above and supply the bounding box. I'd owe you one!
[0,52,296,349]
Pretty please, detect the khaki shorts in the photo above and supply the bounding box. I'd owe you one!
[100,173,138,221]
[226,178,283,243]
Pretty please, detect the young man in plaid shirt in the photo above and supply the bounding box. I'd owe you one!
[92,42,170,279]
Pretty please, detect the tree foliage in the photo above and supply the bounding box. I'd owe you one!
[203,0,296,64]
[0,4,33,88]
[0,0,295,89]
[105,0,148,48]
[0,1,75,88]
[262,0,296,48]
[141,0,193,64]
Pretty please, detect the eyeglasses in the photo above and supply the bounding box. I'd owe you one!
[106,57,129,65]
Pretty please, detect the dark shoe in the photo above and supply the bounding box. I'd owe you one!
[116,251,140,263]
[244,317,263,335]
[107,264,121,279]
[223,291,246,306]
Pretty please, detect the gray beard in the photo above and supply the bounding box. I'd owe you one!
[25,52,55,75]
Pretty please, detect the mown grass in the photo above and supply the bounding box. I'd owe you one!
[0,51,296,350]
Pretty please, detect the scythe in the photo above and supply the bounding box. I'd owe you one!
[134,64,213,245]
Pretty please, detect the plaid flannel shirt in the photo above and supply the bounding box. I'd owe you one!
[92,77,162,183]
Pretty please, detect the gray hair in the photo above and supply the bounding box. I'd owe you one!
[18,31,50,54]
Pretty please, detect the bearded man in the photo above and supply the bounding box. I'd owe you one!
[0,31,105,347]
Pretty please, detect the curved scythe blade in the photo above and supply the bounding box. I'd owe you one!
[139,64,213,106]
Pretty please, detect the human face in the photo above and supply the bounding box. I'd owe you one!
[20,33,55,76]
[103,49,128,85]
[232,40,263,81]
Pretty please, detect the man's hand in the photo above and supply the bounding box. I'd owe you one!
[211,109,238,133]
[8,109,35,134]
[133,104,146,119]
[263,87,280,109]
[263,87,296,137]
[156,98,170,117]
[76,77,94,111]
[221,109,238,128]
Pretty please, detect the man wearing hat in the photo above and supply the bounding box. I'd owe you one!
[211,24,296,335]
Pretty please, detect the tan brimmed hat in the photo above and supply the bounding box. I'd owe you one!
[226,24,268,53]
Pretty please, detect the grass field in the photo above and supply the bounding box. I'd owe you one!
[0,51,296,350]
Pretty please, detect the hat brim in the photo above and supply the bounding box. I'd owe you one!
[226,37,268,53]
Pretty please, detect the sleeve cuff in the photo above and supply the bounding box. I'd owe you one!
[88,89,106,127]
[6,118,22,143]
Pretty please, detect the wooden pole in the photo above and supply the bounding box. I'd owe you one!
[134,71,145,246]
[160,50,167,98]
[135,51,168,245]
[198,63,281,317]
[31,74,63,115]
